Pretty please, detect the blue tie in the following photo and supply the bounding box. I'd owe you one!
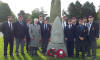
[80,25,83,31]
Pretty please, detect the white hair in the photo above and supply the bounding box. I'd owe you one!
[34,18,38,22]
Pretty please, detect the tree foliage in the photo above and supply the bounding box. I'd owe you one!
[31,8,47,21]
[0,1,12,22]
[67,1,96,19]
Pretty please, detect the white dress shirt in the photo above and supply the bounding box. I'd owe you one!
[62,21,67,29]
[8,21,13,29]
[88,22,92,32]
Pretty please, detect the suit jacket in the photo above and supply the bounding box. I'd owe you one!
[64,25,75,41]
[75,25,88,41]
[87,21,99,41]
[72,22,79,38]
[1,21,14,40]
[14,21,27,39]
[26,24,30,41]
[41,24,51,39]
[38,21,43,27]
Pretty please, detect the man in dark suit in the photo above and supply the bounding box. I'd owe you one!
[38,15,43,26]
[61,16,67,30]
[87,16,99,60]
[38,15,43,49]
[64,19,75,57]
[71,17,79,57]
[75,18,88,60]
[83,17,88,26]
[83,17,90,54]
[1,16,14,57]
[41,19,51,55]
[14,16,27,55]
[72,17,78,27]
[26,18,31,53]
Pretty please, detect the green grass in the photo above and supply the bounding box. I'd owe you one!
[0,36,100,60]
[97,38,100,46]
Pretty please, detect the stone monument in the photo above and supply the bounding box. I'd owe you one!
[49,0,61,23]
[47,16,67,55]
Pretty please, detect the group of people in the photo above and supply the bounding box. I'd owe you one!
[1,15,51,57]
[62,16,99,60]
[1,15,99,60]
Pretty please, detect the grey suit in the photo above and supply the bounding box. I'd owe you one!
[29,24,41,47]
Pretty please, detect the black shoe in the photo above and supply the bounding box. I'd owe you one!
[82,58,85,60]
[35,54,38,56]
[21,53,25,55]
[4,55,7,58]
[16,52,19,56]
[87,54,91,57]
[92,56,96,60]
[30,54,34,57]
[34,52,38,56]
[76,56,79,58]
[10,54,14,56]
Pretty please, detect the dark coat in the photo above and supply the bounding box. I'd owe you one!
[88,21,99,41]
[41,24,51,39]
[14,21,27,39]
[1,21,14,40]
[75,24,88,50]
[64,25,75,41]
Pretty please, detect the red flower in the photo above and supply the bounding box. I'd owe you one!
[56,49,66,58]
[47,48,56,56]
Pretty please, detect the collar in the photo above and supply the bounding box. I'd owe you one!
[89,22,93,24]
[8,21,12,24]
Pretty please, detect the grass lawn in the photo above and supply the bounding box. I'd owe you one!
[97,38,100,46]
[0,36,100,60]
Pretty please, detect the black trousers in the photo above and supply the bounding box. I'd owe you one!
[76,40,86,58]
[26,39,30,52]
[4,38,14,56]
[66,40,74,57]
[80,41,86,58]
[75,40,80,57]
[42,38,48,54]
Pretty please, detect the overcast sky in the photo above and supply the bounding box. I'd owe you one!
[1,0,100,16]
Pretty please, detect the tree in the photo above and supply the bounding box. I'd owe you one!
[67,1,96,20]
[18,10,31,22]
[31,8,48,21]
[40,7,48,19]
[68,1,82,19]
[82,1,96,18]
[18,10,26,21]
[74,1,82,19]
[0,1,12,22]
[68,2,76,18]
[31,8,41,21]
[97,7,100,20]
[0,1,16,31]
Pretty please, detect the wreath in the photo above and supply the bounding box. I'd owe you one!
[47,48,56,56]
[56,49,66,58]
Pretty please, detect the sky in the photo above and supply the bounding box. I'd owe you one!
[1,0,100,16]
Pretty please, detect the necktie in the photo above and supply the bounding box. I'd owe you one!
[10,22,13,30]
[69,25,70,28]
[80,25,83,31]
[89,23,92,31]
[44,24,47,30]
[44,24,45,29]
